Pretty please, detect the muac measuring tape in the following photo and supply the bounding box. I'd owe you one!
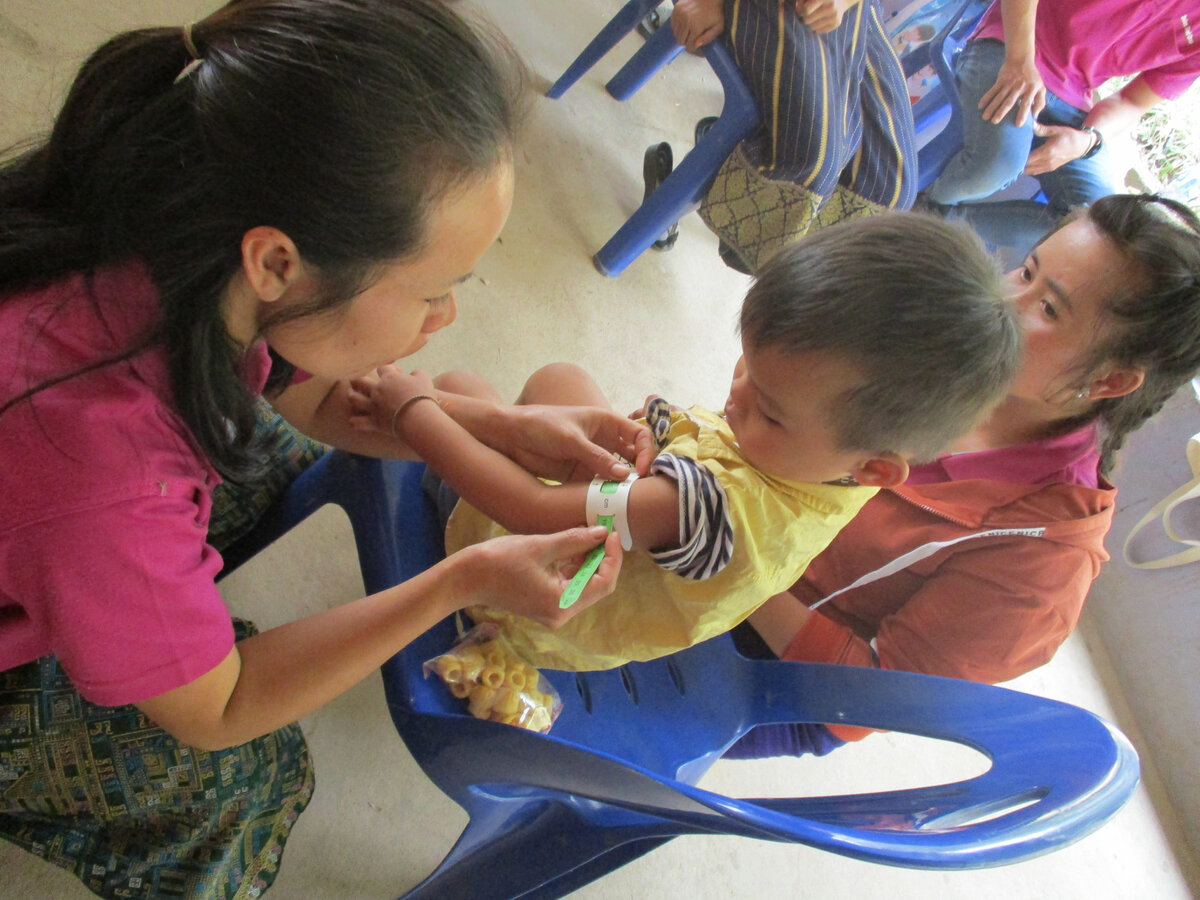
[558,474,637,609]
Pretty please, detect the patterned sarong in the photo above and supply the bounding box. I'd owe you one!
[1,402,327,899]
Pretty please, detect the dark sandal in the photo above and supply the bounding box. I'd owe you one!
[636,7,662,39]
[642,141,678,251]
[694,115,718,145]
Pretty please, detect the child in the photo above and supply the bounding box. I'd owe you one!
[350,213,1021,670]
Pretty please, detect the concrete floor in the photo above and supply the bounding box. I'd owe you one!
[2,0,1199,897]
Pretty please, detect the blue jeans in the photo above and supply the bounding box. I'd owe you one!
[925,39,1122,265]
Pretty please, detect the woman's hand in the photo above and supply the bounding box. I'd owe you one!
[671,0,726,51]
[979,54,1046,126]
[347,365,437,437]
[1024,121,1094,175]
[795,0,858,34]
[454,527,624,628]
[486,403,654,483]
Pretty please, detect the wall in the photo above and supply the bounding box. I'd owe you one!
[1086,384,1200,865]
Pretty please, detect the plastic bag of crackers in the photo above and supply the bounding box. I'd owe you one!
[423,623,562,732]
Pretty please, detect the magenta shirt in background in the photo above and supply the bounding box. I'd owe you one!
[0,263,273,706]
[906,424,1101,488]
[974,0,1200,110]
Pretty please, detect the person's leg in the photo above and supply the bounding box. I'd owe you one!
[514,362,613,410]
[434,369,505,403]
[721,623,847,759]
[0,623,313,900]
[827,0,919,222]
[425,364,613,515]
[923,39,1036,204]
[700,0,868,272]
[934,93,1122,268]
[938,197,1057,269]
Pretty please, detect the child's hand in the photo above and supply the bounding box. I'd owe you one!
[628,395,681,420]
[455,527,624,628]
[348,365,437,438]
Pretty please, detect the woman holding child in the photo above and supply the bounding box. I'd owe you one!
[0,1,645,896]
[354,193,1200,749]
[733,193,1200,758]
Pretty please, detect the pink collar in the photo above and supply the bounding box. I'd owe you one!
[907,425,1100,488]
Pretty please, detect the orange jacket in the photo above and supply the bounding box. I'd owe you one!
[783,474,1116,740]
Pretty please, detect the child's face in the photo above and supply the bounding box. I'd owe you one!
[724,340,867,484]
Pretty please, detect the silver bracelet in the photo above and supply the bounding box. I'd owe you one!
[389,393,438,440]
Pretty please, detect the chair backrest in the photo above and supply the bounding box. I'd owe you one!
[250,452,1140,896]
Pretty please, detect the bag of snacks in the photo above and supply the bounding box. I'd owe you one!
[423,623,562,732]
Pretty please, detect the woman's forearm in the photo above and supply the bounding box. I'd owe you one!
[138,551,470,749]
[1085,76,1165,139]
[998,0,1038,63]
[402,395,586,535]
[221,558,467,737]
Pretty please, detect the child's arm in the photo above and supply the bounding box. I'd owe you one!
[351,367,681,551]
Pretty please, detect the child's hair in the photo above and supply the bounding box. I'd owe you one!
[1064,194,1200,475]
[0,0,528,480]
[739,212,1019,462]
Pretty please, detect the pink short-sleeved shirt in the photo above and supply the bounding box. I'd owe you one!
[974,0,1200,110]
[0,262,271,706]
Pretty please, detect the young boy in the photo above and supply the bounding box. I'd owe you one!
[349,213,1021,670]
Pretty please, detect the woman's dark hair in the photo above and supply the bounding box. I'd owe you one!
[1069,194,1200,475]
[0,0,528,480]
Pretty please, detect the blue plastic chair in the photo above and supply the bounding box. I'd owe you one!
[230,450,1141,899]
[546,0,761,277]
[908,0,990,190]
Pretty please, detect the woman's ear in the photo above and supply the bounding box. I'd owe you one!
[848,453,909,488]
[1088,366,1146,400]
[240,226,303,303]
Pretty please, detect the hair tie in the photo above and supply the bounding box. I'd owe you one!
[175,23,204,84]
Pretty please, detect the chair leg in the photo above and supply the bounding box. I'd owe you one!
[398,800,684,900]
[546,0,664,99]
[520,837,675,900]
[605,11,687,101]
[593,96,758,276]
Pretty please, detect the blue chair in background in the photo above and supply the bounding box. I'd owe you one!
[546,0,760,277]
[907,0,991,190]
[231,451,1141,900]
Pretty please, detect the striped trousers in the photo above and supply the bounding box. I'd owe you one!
[700,0,917,272]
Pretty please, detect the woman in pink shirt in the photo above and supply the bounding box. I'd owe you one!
[923,0,1200,266]
[0,2,650,897]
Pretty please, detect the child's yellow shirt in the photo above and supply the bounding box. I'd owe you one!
[447,406,877,670]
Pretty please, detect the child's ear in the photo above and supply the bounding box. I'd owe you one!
[240,226,303,303]
[848,453,909,488]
